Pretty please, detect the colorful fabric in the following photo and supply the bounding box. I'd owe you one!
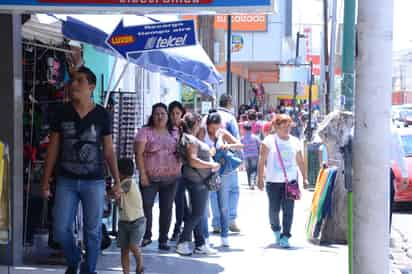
[135,127,181,182]
[306,166,339,240]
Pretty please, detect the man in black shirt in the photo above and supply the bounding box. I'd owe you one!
[41,66,121,274]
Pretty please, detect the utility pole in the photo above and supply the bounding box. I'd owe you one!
[341,0,356,272]
[323,0,331,114]
[353,0,393,273]
[341,0,356,112]
[329,0,338,112]
[226,15,232,95]
[292,32,305,118]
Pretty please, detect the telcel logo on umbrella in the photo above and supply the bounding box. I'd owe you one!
[110,35,136,46]
[106,19,197,58]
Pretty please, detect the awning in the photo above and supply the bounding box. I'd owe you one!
[23,14,222,96]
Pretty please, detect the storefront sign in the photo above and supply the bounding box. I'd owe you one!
[214,14,268,32]
[248,71,279,83]
[279,65,310,83]
[0,0,274,13]
[231,34,244,53]
[106,20,196,57]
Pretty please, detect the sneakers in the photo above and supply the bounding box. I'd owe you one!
[274,231,281,245]
[212,227,221,234]
[176,242,192,256]
[229,223,241,233]
[221,237,230,247]
[194,244,218,255]
[279,236,290,248]
[158,243,171,251]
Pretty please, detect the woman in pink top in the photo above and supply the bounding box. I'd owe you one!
[134,103,181,251]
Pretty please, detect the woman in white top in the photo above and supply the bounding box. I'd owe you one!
[257,114,308,248]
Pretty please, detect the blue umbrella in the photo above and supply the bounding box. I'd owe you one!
[59,14,222,95]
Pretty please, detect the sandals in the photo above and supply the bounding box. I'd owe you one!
[136,266,145,274]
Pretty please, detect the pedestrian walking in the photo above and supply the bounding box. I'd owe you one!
[257,114,308,248]
[41,66,121,274]
[167,101,189,242]
[116,158,146,274]
[213,95,242,234]
[176,113,220,256]
[241,123,261,190]
[199,111,243,247]
[134,103,181,251]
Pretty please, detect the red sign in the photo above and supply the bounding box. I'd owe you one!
[248,71,279,83]
[39,0,213,4]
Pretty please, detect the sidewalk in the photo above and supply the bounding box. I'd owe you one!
[1,171,348,274]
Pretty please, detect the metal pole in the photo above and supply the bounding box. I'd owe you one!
[329,0,338,112]
[307,61,314,141]
[353,0,393,273]
[341,0,356,112]
[341,0,356,273]
[226,15,232,95]
[320,31,326,116]
[292,32,301,118]
[323,0,331,114]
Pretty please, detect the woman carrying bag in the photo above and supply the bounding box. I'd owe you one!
[257,114,309,248]
[176,113,220,256]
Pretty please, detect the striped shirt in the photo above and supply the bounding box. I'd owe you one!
[241,133,260,159]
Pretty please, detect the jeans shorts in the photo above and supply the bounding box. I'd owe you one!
[118,217,146,248]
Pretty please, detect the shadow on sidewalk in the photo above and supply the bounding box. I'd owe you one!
[100,251,225,274]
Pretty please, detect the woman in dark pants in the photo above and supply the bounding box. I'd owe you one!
[176,113,220,256]
[134,103,181,251]
[168,101,189,242]
[257,114,308,248]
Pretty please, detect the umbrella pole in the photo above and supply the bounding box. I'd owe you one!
[104,57,118,107]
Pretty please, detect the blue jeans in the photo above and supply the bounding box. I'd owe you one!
[53,177,105,274]
[266,183,295,238]
[180,178,209,247]
[211,171,239,231]
[245,157,258,187]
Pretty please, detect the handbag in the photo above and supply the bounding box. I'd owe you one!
[274,136,301,200]
[194,168,222,192]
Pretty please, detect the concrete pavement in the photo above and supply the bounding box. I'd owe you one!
[1,171,349,274]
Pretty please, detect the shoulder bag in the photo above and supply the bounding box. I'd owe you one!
[274,136,301,200]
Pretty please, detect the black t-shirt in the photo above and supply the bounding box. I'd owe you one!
[50,103,112,180]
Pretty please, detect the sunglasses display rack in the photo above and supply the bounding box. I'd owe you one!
[110,92,143,159]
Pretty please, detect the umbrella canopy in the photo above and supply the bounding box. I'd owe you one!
[29,14,222,95]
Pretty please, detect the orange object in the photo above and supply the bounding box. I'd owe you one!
[214,14,267,32]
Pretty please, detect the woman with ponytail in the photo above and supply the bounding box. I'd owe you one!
[175,113,220,256]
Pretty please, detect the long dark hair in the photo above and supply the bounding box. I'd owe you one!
[168,101,186,118]
[206,110,222,126]
[145,103,174,132]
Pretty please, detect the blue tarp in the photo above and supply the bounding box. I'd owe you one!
[59,15,222,95]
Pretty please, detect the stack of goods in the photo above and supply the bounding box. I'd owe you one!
[306,166,339,241]
[110,92,138,159]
